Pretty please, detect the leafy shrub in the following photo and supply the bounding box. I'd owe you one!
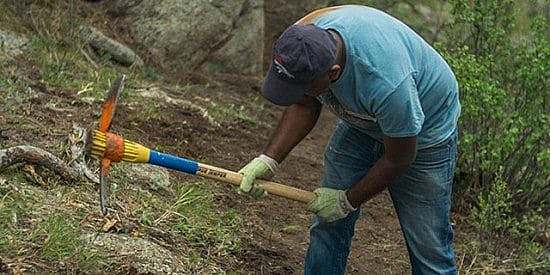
[445,0,549,214]
[442,1,549,269]
[471,172,543,239]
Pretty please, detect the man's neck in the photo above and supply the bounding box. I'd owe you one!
[327,29,346,77]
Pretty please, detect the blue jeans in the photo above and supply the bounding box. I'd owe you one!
[305,121,457,275]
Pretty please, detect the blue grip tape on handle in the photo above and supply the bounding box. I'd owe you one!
[148,150,199,174]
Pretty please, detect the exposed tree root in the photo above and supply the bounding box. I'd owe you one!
[0,125,99,184]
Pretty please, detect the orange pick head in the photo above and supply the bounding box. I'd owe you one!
[98,75,125,133]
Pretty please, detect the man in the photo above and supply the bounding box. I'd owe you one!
[239,5,460,275]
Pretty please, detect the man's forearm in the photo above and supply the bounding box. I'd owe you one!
[264,98,322,163]
[345,136,417,208]
[345,156,409,208]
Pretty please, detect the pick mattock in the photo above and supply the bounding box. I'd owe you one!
[90,75,314,215]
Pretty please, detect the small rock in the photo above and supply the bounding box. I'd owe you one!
[0,30,28,61]
[83,232,186,273]
[121,163,171,191]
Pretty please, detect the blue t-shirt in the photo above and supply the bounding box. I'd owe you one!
[311,6,460,149]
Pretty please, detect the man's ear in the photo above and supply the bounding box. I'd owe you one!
[329,64,341,81]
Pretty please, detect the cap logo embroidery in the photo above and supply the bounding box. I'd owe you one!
[273,57,295,79]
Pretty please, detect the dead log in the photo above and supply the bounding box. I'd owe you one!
[79,25,144,67]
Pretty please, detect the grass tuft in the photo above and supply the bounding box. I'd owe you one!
[33,214,105,269]
[172,183,243,255]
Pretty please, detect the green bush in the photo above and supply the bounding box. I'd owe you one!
[444,0,549,214]
[440,1,549,269]
[471,172,543,239]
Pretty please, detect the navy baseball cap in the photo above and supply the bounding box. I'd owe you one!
[263,24,337,106]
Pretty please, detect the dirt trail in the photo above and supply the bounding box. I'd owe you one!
[250,109,410,273]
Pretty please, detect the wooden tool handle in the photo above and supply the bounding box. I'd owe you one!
[147,150,315,204]
[197,163,315,204]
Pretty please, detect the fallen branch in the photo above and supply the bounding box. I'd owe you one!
[0,125,99,184]
[0,145,80,181]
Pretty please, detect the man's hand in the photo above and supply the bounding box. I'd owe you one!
[238,154,279,198]
[307,187,356,223]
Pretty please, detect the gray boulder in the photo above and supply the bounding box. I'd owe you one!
[202,0,264,75]
[113,0,264,76]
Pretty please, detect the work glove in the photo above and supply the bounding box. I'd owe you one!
[307,187,357,223]
[238,154,279,198]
